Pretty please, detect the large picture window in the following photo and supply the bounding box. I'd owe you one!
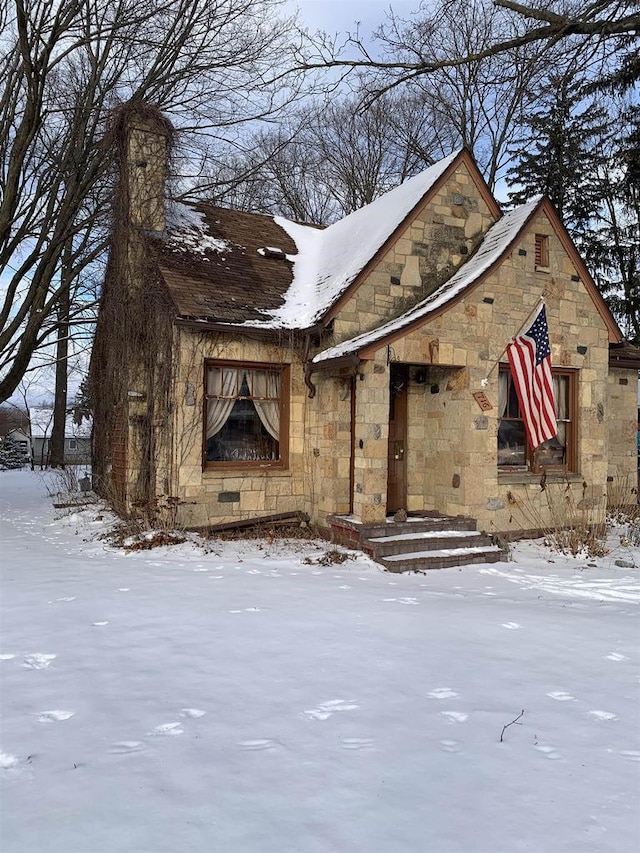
[498,367,576,472]
[205,361,288,467]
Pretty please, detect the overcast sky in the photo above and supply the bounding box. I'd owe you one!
[288,0,418,40]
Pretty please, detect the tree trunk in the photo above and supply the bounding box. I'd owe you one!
[49,242,72,468]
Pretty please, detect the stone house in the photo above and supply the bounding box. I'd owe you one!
[91,106,639,565]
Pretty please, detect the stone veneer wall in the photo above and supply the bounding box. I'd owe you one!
[170,328,307,528]
[606,368,639,502]
[303,374,353,525]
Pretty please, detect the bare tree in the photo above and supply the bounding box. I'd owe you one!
[0,0,300,404]
[200,92,450,224]
[292,0,640,86]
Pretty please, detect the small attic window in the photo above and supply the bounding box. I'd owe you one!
[258,246,287,260]
[535,234,549,268]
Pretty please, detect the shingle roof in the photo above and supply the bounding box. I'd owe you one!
[609,341,640,369]
[155,202,300,324]
[155,152,460,329]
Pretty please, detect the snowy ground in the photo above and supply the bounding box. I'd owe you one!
[1,470,639,853]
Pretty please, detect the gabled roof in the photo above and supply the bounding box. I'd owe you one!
[312,196,623,365]
[155,151,469,330]
[273,151,462,327]
[312,199,542,363]
[29,408,92,439]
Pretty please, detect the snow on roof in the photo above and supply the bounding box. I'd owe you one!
[263,152,461,328]
[29,408,92,439]
[165,200,230,256]
[312,198,541,363]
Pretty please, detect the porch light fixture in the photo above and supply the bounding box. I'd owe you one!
[577,345,587,355]
[415,369,427,384]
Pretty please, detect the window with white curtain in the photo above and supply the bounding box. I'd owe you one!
[204,362,287,466]
[497,366,576,472]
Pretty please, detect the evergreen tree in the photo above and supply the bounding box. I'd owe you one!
[507,74,609,244]
[583,105,640,344]
[507,72,638,341]
[0,435,27,470]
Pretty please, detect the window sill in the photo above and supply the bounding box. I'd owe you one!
[535,265,550,273]
[203,464,291,477]
[498,469,582,486]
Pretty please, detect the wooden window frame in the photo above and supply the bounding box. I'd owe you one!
[498,366,577,474]
[535,233,549,269]
[203,359,290,471]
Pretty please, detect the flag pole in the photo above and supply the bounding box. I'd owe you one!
[480,295,545,388]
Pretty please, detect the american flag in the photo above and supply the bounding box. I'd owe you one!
[506,304,557,449]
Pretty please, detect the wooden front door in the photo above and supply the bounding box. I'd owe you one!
[387,365,408,513]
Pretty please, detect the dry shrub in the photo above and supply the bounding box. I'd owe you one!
[124,531,187,551]
[606,474,640,547]
[606,473,639,522]
[210,521,320,543]
[509,478,608,557]
[304,549,352,566]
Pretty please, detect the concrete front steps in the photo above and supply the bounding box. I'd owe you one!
[329,513,507,572]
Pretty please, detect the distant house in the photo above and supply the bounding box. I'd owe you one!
[26,408,91,467]
[90,105,639,560]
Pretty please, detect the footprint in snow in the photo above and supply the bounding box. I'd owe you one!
[501,622,520,629]
[589,710,617,721]
[146,722,184,737]
[109,741,146,754]
[547,691,576,701]
[0,654,16,661]
[117,588,130,592]
[179,708,206,719]
[56,597,76,602]
[93,621,109,627]
[22,654,56,669]
[383,597,419,605]
[606,652,628,662]
[304,699,359,720]
[535,744,562,760]
[238,739,278,751]
[619,750,640,762]
[36,710,75,723]
[440,740,461,753]
[341,738,374,750]
[441,711,468,723]
[0,752,19,769]
[428,688,459,700]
